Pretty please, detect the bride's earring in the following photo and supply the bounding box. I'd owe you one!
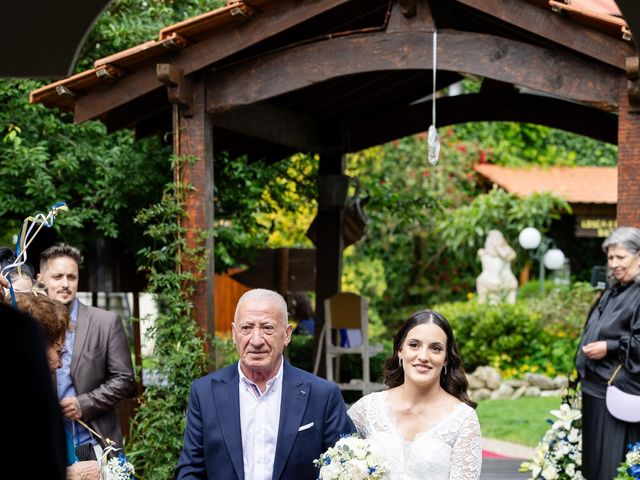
[443,365,447,376]
[398,358,403,368]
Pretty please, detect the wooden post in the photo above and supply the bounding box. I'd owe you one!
[618,71,640,227]
[313,153,348,378]
[172,73,215,352]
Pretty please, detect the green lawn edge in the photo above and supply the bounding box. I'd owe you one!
[476,396,562,447]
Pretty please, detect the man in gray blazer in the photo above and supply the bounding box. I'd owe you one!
[39,244,135,455]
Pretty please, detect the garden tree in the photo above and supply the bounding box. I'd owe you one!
[0,0,313,272]
[339,130,572,327]
[452,121,617,167]
[0,0,229,250]
[454,79,618,166]
[0,78,170,250]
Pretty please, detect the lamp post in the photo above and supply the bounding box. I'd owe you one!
[518,227,566,293]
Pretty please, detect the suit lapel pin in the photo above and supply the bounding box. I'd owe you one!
[299,389,306,396]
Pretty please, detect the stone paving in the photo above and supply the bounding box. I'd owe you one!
[481,438,534,480]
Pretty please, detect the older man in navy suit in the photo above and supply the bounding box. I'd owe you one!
[176,288,355,479]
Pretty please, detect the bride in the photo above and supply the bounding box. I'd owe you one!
[348,310,482,479]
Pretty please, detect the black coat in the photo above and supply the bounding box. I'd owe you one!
[576,281,640,396]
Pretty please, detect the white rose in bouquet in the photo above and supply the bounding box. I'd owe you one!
[314,434,388,480]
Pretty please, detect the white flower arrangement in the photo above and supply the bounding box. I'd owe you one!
[102,452,135,480]
[520,390,584,480]
[314,434,388,480]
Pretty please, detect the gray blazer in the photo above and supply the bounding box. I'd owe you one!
[71,301,135,447]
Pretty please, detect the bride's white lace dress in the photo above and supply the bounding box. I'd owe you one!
[348,391,482,480]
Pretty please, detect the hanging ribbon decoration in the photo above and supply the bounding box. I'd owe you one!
[1,202,68,307]
[427,29,440,166]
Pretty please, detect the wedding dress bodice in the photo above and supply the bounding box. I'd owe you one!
[347,391,482,480]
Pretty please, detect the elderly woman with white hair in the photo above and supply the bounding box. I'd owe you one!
[575,226,640,479]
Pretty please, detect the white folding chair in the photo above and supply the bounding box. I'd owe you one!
[314,292,384,394]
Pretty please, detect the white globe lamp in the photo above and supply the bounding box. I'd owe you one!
[543,248,566,270]
[518,227,542,250]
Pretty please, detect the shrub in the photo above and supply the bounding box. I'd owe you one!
[434,283,596,378]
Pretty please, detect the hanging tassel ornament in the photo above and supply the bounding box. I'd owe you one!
[427,30,440,166]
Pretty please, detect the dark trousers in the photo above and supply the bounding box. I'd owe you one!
[582,392,640,479]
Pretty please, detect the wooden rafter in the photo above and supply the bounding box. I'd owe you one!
[209,102,340,154]
[206,30,622,113]
[454,0,634,69]
[72,0,354,123]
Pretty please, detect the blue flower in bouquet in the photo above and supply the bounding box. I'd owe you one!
[99,439,135,480]
[105,452,136,480]
[615,442,640,480]
[314,433,388,480]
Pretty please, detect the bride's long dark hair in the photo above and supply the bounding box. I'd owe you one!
[383,309,476,408]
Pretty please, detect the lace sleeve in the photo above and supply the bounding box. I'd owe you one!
[347,398,369,437]
[449,407,482,480]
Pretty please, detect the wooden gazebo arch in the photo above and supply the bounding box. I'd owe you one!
[30,0,640,358]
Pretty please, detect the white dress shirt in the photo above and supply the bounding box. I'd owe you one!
[238,358,284,480]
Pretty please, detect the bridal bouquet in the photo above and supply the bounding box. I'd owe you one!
[314,433,388,480]
[102,452,135,480]
[520,389,584,480]
[97,438,135,480]
[614,442,640,480]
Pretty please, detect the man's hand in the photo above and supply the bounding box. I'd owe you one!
[582,341,608,360]
[67,460,100,480]
[60,396,83,421]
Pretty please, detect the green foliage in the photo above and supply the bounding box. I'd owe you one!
[0,79,170,248]
[452,79,617,166]
[345,134,481,317]
[438,186,571,265]
[77,0,226,71]
[344,132,573,315]
[127,155,208,479]
[435,283,595,378]
[214,153,317,271]
[476,396,563,447]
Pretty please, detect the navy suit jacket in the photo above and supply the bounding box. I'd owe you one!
[175,361,355,479]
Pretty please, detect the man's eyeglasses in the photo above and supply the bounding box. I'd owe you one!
[52,341,68,360]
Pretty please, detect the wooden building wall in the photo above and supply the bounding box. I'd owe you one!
[214,269,251,337]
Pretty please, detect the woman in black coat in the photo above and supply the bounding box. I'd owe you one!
[576,226,640,479]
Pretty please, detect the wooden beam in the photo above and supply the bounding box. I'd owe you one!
[73,0,353,124]
[313,154,347,378]
[104,88,169,133]
[346,92,618,151]
[174,75,215,349]
[453,0,633,69]
[207,30,622,113]
[208,102,340,153]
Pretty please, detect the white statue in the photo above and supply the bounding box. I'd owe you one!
[476,230,518,304]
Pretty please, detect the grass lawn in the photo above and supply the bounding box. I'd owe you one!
[476,396,562,447]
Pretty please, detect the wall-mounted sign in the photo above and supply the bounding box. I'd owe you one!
[575,218,617,238]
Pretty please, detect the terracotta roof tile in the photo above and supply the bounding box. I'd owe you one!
[473,164,617,204]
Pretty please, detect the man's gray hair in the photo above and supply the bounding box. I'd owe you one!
[40,244,84,271]
[602,226,640,284]
[234,289,288,325]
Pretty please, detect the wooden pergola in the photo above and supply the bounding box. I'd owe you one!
[30,0,640,356]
